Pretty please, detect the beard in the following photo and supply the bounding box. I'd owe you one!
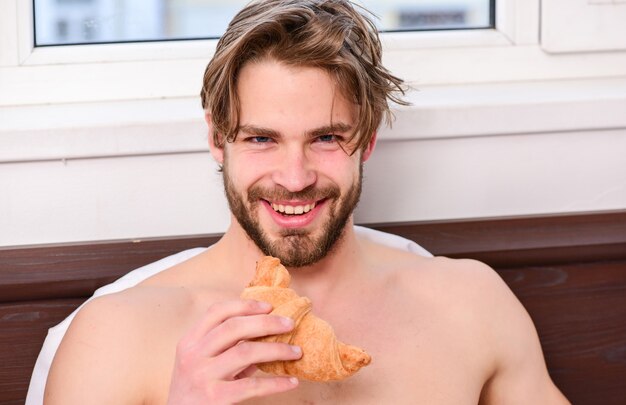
[223,163,363,268]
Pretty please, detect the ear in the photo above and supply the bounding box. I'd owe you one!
[361,131,377,162]
[205,112,224,164]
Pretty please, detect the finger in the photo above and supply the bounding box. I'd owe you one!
[219,376,299,403]
[201,314,294,356]
[183,300,272,345]
[234,364,258,380]
[211,341,302,379]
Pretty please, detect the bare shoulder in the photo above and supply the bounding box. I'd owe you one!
[366,239,503,298]
[363,239,570,404]
[392,253,570,404]
[45,282,204,404]
[383,253,514,342]
[46,248,241,401]
[407,255,512,307]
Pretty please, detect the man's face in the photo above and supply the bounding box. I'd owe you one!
[218,60,370,267]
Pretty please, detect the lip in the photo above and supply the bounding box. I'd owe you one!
[261,199,326,229]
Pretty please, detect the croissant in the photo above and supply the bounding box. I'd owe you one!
[240,256,371,381]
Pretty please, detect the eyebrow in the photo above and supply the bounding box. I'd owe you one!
[239,123,353,139]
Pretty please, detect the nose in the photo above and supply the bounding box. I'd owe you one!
[271,145,317,192]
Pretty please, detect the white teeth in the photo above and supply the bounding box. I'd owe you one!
[270,201,316,215]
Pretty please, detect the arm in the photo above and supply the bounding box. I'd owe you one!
[45,293,302,404]
[470,261,571,405]
[44,294,149,404]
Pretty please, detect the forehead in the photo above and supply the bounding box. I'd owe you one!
[236,60,356,133]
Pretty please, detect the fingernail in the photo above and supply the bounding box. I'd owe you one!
[289,377,299,385]
[291,345,302,355]
[281,316,294,328]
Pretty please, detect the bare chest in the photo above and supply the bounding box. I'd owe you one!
[245,337,484,404]
[243,298,488,404]
[146,282,490,404]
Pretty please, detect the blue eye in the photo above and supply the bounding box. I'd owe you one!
[249,136,272,143]
[317,134,337,143]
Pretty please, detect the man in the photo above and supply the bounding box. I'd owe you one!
[44,0,570,403]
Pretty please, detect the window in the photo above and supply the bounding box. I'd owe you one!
[33,0,495,46]
[0,0,547,105]
[7,0,626,108]
[3,0,626,247]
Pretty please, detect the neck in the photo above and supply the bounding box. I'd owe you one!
[209,219,268,289]
[287,224,365,302]
[213,215,367,304]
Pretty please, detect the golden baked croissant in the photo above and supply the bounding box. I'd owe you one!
[240,256,371,381]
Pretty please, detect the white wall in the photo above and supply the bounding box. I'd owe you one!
[1,0,626,247]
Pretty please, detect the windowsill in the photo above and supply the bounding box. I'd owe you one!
[2,76,625,164]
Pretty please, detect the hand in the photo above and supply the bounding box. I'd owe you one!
[167,299,302,405]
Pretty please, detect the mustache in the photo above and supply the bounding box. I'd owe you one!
[247,184,340,203]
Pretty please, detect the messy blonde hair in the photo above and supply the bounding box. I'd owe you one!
[200,0,408,154]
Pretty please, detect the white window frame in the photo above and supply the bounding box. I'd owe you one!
[14,0,529,65]
[3,0,626,107]
[1,0,542,105]
[2,0,626,164]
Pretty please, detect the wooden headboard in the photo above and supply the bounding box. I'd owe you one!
[1,211,625,405]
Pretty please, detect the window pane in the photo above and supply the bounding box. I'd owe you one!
[34,0,494,46]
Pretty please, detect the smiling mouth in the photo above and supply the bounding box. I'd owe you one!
[267,200,319,216]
